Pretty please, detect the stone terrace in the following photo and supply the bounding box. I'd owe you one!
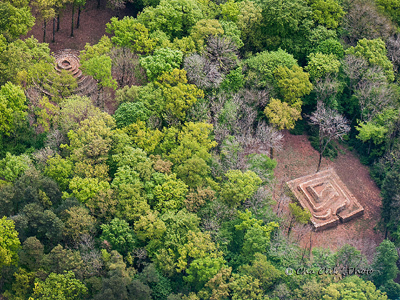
[286,169,364,231]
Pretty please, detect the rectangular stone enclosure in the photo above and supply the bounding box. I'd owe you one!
[286,169,364,231]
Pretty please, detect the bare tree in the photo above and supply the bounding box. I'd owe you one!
[308,101,351,172]
[205,36,238,74]
[387,34,400,73]
[110,47,145,87]
[342,55,369,91]
[313,76,341,106]
[184,54,224,89]
[355,67,395,122]
[341,0,394,46]
[255,121,283,159]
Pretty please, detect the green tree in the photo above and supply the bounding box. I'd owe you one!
[0,2,35,42]
[287,203,311,235]
[19,237,44,271]
[322,276,387,300]
[31,271,88,300]
[229,273,267,300]
[346,38,395,82]
[113,102,151,128]
[0,152,31,182]
[274,65,313,106]
[220,170,262,207]
[106,17,157,54]
[264,98,302,130]
[80,55,118,91]
[245,49,297,88]
[154,173,188,212]
[0,216,21,270]
[100,218,137,255]
[137,0,204,39]
[309,0,345,29]
[372,239,399,288]
[140,48,183,81]
[0,82,27,136]
[306,53,341,80]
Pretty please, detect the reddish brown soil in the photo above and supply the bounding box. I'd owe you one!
[24,0,131,52]
[274,132,384,260]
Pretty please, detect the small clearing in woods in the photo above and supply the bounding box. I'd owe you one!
[274,131,384,261]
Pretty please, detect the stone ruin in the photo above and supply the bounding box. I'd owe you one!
[286,169,364,231]
[26,49,98,101]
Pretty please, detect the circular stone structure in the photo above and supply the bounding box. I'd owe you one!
[53,49,98,97]
[26,49,98,102]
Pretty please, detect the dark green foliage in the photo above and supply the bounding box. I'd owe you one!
[114,102,151,128]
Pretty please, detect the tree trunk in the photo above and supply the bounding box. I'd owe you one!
[57,14,60,31]
[71,4,75,37]
[270,146,274,160]
[43,21,46,43]
[97,0,101,9]
[52,18,56,43]
[77,6,81,28]
[317,153,322,173]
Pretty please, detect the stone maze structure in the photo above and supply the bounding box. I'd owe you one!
[286,169,364,231]
[26,49,98,101]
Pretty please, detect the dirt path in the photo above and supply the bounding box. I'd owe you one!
[274,132,384,260]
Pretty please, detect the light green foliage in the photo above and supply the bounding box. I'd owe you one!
[220,20,243,49]
[113,102,151,128]
[0,82,27,135]
[0,36,52,86]
[315,38,344,58]
[0,2,35,42]
[35,96,60,132]
[356,122,388,145]
[310,0,345,29]
[375,0,400,25]
[235,209,279,257]
[44,155,74,191]
[175,155,210,188]
[322,276,387,300]
[246,49,297,88]
[372,239,399,288]
[274,65,313,106]
[0,152,31,182]
[112,146,153,181]
[306,53,341,80]
[163,122,217,165]
[106,17,157,54]
[220,0,239,22]
[134,211,166,241]
[80,55,118,89]
[58,95,102,133]
[100,218,136,255]
[63,114,115,178]
[346,38,395,82]
[154,173,188,211]
[229,273,267,300]
[176,230,225,285]
[171,36,197,54]
[80,35,113,63]
[67,176,110,203]
[140,48,183,81]
[264,98,302,130]
[122,121,164,153]
[31,271,88,300]
[190,19,224,51]
[137,0,204,39]
[0,216,20,269]
[156,69,204,122]
[289,203,311,224]
[220,170,262,207]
